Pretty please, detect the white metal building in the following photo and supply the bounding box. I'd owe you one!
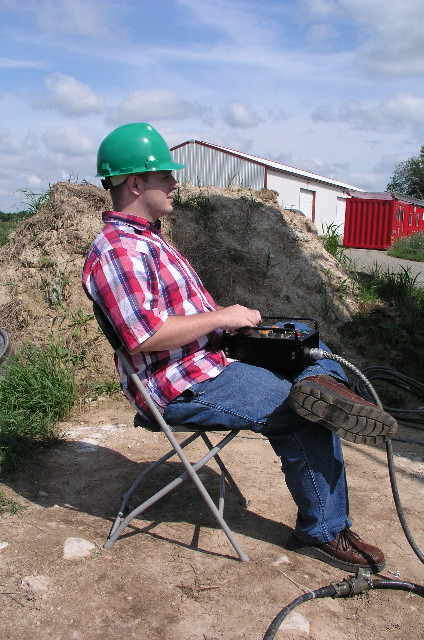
[171,140,364,233]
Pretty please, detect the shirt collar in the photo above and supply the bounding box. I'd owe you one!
[102,210,161,233]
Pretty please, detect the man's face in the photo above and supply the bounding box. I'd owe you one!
[135,171,179,222]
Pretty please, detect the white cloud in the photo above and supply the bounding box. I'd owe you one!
[34,0,116,39]
[43,126,95,156]
[222,101,261,129]
[106,89,202,125]
[0,57,44,70]
[35,72,104,116]
[0,126,24,155]
[311,93,424,134]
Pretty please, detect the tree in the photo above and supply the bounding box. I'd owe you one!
[386,145,424,200]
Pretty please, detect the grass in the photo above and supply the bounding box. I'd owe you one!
[319,223,424,387]
[0,339,77,477]
[0,185,52,247]
[0,211,33,247]
[321,222,351,265]
[0,489,23,515]
[340,264,424,384]
[387,231,424,262]
[173,188,216,219]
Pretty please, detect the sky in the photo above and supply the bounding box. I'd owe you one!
[0,0,423,212]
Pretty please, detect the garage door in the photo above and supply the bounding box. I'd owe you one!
[299,188,315,222]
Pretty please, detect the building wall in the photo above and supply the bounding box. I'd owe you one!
[172,142,350,234]
[172,142,265,190]
[266,169,348,233]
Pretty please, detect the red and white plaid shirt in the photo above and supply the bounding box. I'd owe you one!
[82,211,231,419]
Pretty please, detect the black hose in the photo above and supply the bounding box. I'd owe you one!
[262,586,336,640]
[355,366,424,431]
[263,579,424,640]
[371,579,424,596]
[355,366,424,564]
[385,438,424,563]
[308,352,424,564]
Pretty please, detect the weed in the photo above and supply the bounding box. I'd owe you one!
[68,309,94,338]
[0,489,23,515]
[0,339,77,476]
[227,172,241,187]
[0,210,33,247]
[262,250,282,278]
[40,270,70,308]
[341,263,424,380]
[387,232,424,262]
[173,189,216,231]
[321,223,351,266]
[85,381,121,401]
[320,283,336,321]
[357,264,422,309]
[16,184,51,216]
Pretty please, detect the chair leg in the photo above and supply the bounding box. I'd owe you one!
[104,430,249,561]
[108,431,201,536]
[200,433,248,508]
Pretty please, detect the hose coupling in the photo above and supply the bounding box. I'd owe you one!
[331,568,372,598]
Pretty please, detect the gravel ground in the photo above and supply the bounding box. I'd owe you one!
[344,247,424,285]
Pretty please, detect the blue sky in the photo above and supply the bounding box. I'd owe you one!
[0,0,423,212]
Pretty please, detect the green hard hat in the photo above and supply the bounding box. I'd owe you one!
[96,123,184,177]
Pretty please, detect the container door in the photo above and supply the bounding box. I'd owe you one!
[393,205,405,241]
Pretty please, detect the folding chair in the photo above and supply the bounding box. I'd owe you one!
[92,303,249,562]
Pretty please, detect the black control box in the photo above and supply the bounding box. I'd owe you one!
[223,317,319,372]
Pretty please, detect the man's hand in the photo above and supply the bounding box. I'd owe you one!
[214,304,261,330]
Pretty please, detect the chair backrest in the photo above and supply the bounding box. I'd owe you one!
[92,303,121,352]
[92,301,172,429]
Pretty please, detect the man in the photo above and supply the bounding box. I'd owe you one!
[82,123,397,573]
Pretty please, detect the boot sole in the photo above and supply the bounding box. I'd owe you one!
[288,538,386,573]
[289,384,398,445]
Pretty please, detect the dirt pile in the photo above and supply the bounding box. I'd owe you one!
[0,181,358,390]
[0,182,423,640]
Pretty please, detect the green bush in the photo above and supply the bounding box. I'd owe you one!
[0,340,76,476]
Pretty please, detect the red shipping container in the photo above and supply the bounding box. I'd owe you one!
[343,192,424,250]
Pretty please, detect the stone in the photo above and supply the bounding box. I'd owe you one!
[63,537,96,560]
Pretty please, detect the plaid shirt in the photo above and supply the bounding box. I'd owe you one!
[82,211,231,419]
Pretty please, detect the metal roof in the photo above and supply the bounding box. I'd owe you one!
[171,139,364,191]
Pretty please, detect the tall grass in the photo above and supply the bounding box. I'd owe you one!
[0,339,76,476]
[387,231,424,262]
[356,264,422,309]
[341,263,424,382]
[321,222,351,265]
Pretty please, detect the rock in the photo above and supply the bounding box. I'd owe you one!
[277,611,310,636]
[22,575,52,593]
[63,537,96,560]
[272,554,291,566]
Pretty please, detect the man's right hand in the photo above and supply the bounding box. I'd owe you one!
[215,304,261,331]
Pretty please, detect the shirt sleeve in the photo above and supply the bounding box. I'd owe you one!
[88,242,167,352]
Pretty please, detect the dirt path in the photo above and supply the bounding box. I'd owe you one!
[1,395,423,640]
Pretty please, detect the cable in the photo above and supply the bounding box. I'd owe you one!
[263,575,424,640]
[354,366,424,431]
[308,349,424,564]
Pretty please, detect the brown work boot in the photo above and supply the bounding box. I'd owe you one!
[288,375,398,445]
[289,528,385,573]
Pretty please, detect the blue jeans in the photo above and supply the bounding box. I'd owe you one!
[163,342,352,544]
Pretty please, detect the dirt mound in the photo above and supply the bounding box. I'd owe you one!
[0,181,358,390]
[1,183,422,640]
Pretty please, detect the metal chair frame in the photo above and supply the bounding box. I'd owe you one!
[93,303,249,562]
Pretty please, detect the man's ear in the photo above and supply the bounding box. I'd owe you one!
[127,174,142,194]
